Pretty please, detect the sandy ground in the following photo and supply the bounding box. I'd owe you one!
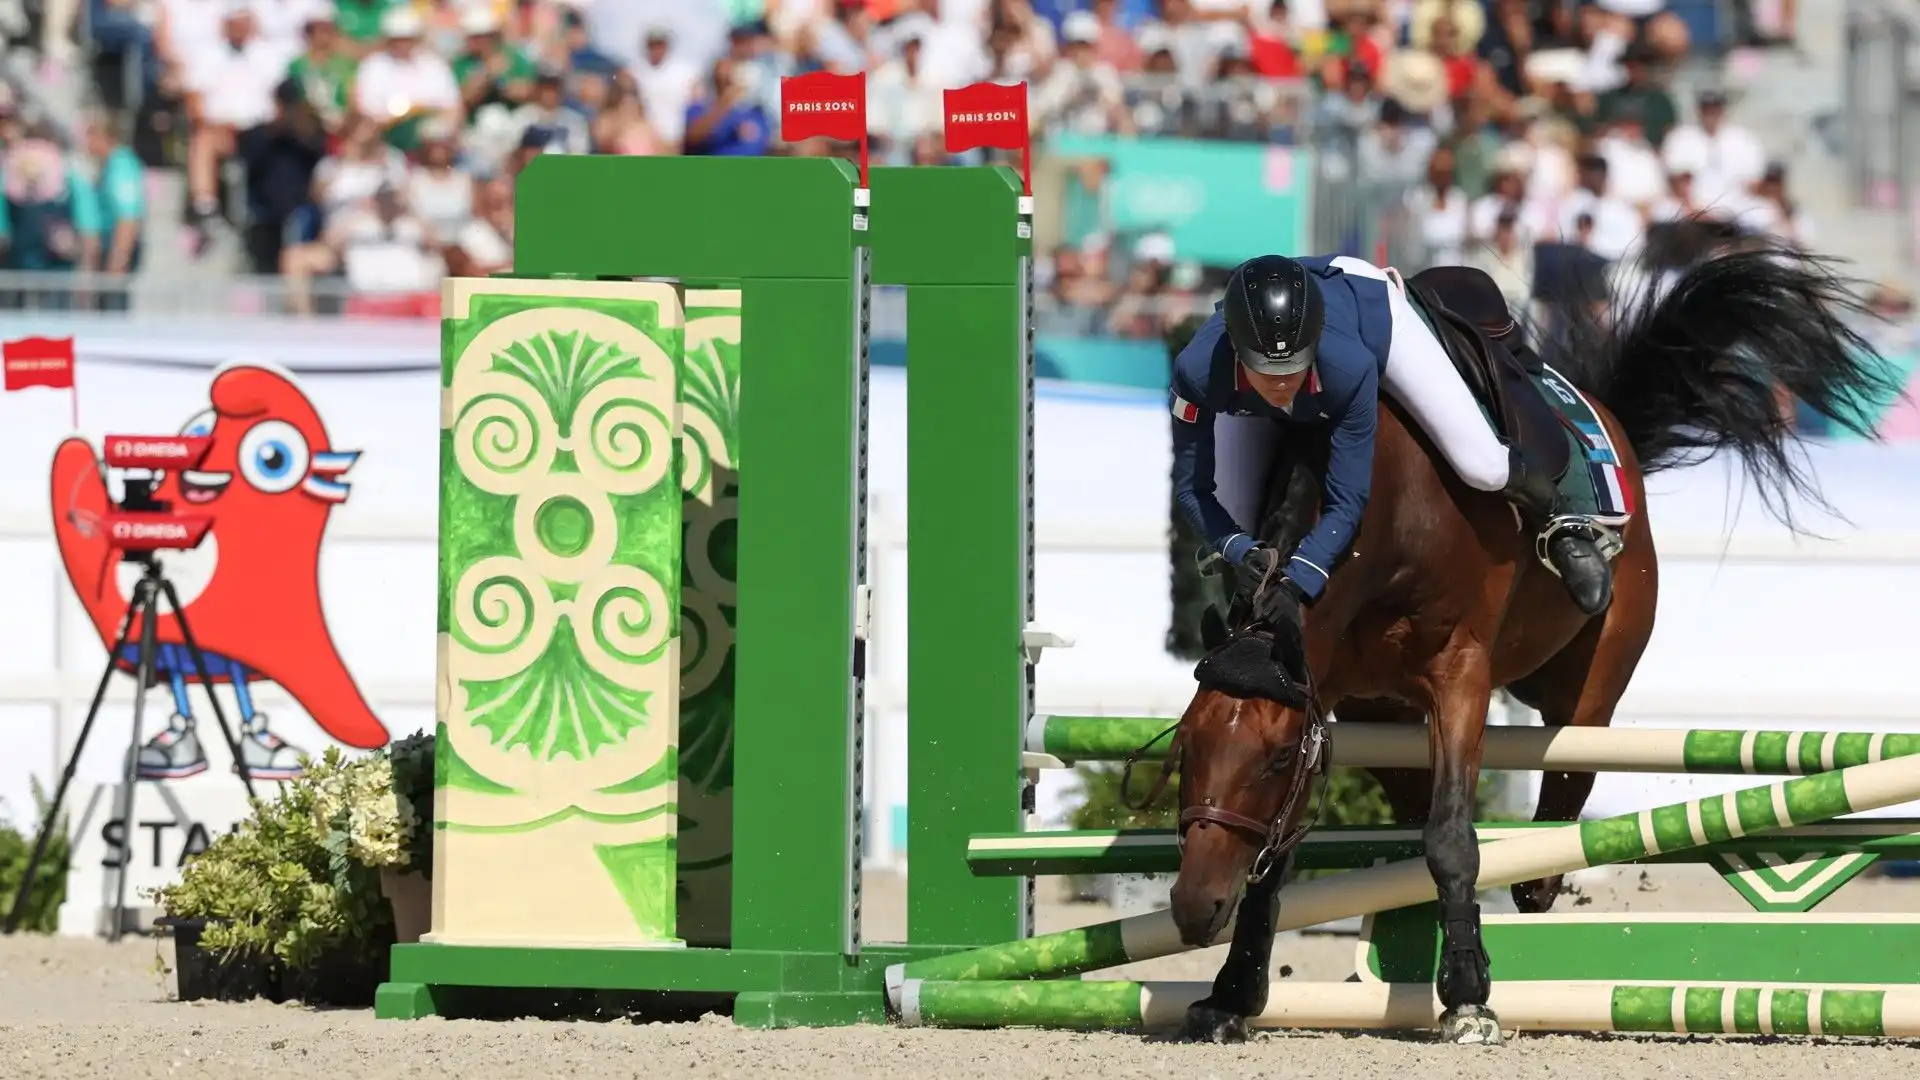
[3,866,1917,1079]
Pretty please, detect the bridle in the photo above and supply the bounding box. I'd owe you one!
[1121,625,1332,887]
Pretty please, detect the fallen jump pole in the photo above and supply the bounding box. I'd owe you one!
[886,750,1920,1007]
[1026,716,1920,774]
[896,979,1920,1037]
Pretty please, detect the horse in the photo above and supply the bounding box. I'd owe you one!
[1162,245,1904,1045]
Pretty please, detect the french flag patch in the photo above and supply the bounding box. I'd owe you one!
[1172,395,1201,423]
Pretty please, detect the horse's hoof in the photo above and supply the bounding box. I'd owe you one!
[1179,1004,1251,1044]
[1511,878,1557,914]
[1438,1004,1505,1046]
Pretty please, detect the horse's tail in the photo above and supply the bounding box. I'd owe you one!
[1559,242,1905,524]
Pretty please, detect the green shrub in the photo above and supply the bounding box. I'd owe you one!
[0,786,69,934]
[155,736,436,968]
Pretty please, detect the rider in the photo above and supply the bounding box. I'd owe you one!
[1170,253,1614,642]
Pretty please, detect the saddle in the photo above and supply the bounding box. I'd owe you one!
[1403,266,1570,483]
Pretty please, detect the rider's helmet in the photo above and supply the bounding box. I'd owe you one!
[1223,255,1324,377]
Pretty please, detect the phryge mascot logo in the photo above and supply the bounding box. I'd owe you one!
[51,363,387,780]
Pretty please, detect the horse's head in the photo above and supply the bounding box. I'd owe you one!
[1167,604,1325,947]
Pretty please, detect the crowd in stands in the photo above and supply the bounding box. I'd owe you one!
[0,0,1818,322]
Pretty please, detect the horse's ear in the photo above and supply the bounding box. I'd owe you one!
[1200,606,1228,650]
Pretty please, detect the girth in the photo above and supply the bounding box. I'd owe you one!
[1402,270,1571,484]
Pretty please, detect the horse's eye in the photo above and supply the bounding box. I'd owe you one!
[1262,746,1296,776]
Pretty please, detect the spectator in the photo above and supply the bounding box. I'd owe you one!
[1038,236,1119,334]
[1594,38,1676,146]
[281,182,433,315]
[1144,0,1222,86]
[987,0,1058,80]
[868,27,943,158]
[1447,94,1505,195]
[334,0,394,47]
[1465,206,1533,317]
[595,79,670,156]
[1426,17,1484,102]
[731,22,790,116]
[0,124,99,294]
[555,7,624,76]
[1356,98,1435,190]
[1594,104,1665,211]
[1034,12,1130,136]
[406,119,475,249]
[353,7,461,154]
[1661,89,1766,217]
[453,7,538,118]
[899,0,991,88]
[250,0,327,56]
[514,70,594,155]
[1476,0,1532,100]
[1742,161,1814,249]
[286,9,358,132]
[311,112,409,217]
[1470,164,1528,242]
[1408,0,1484,54]
[810,0,883,74]
[83,113,147,300]
[451,175,514,277]
[334,183,437,301]
[1556,153,1641,262]
[1648,167,1701,224]
[1409,144,1470,266]
[632,27,700,151]
[1090,0,1144,72]
[1247,1,1301,78]
[684,59,773,157]
[185,4,294,252]
[236,80,327,275]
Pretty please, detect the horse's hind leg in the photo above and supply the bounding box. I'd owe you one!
[1505,580,1656,913]
[1180,857,1288,1044]
[1421,646,1501,1045]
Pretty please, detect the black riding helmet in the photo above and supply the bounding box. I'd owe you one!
[1224,254,1324,376]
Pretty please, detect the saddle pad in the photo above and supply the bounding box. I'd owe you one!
[1393,271,1631,528]
[1533,364,1634,527]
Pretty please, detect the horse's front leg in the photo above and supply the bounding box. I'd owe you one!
[1423,653,1501,1045]
[1180,856,1288,1044]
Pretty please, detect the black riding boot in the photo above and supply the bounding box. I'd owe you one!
[1501,447,1613,616]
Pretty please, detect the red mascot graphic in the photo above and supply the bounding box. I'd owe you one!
[51,364,386,780]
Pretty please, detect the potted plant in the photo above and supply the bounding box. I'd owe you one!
[154,743,427,1006]
[346,732,434,945]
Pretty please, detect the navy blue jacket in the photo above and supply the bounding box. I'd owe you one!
[1169,255,1392,600]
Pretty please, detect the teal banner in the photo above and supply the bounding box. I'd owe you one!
[1048,136,1315,267]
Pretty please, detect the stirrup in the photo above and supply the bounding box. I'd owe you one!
[1534,515,1623,577]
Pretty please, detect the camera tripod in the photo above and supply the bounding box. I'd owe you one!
[3,552,257,938]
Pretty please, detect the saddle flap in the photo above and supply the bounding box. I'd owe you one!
[1403,276,1571,483]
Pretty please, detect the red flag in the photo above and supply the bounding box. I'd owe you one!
[4,336,74,391]
[943,81,1029,152]
[943,81,1032,194]
[782,71,869,187]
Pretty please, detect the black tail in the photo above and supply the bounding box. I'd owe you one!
[1553,243,1906,524]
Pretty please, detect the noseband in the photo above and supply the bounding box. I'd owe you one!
[1122,634,1332,886]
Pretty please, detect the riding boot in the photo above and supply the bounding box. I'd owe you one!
[1501,446,1613,616]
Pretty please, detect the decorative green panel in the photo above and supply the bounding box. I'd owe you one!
[676,288,740,947]
[433,276,685,947]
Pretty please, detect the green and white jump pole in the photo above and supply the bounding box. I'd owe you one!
[886,750,1920,1004]
[1028,716,1920,773]
[897,979,1920,1037]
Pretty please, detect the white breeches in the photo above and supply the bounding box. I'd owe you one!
[1210,257,1512,530]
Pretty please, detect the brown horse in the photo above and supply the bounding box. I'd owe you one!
[1164,247,1902,1045]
